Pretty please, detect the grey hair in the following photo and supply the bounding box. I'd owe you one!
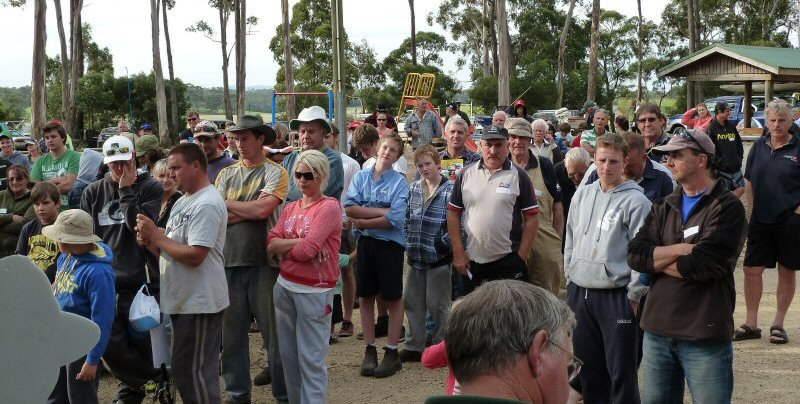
[445,116,469,133]
[294,149,330,191]
[445,280,576,383]
[765,100,792,120]
[531,118,548,131]
[564,147,591,166]
[492,110,508,121]
[594,108,609,118]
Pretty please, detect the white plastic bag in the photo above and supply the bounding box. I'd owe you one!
[129,284,160,332]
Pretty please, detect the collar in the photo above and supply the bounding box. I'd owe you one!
[442,147,475,160]
[641,158,658,179]
[516,150,539,170]
[478,157,512,171]
[665,179,725,211]
[763,133,797,151]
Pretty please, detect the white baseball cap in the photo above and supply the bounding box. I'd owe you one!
[102,135,135,164]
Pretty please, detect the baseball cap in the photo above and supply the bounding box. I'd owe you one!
[714,101,731,113]
[482,125,509,141]
[192,120,220,138]
[0,133,12,141]
[135,135,160,157]
[140,123,153,131]
[102,135,135,164]
[446,101,458,109]
[652,132,715,156]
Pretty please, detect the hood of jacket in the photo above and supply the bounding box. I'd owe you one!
[72,242,114,264]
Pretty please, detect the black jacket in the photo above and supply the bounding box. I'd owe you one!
[81,172,163,291]
[706,118,744,173]
[628,180,746,341]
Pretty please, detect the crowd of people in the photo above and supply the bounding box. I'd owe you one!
[5,97,800,404]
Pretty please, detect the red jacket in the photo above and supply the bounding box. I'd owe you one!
[681,108,713,133]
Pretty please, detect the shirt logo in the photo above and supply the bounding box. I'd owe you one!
[783,155,798,163]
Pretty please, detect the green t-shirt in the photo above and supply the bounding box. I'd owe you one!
[31,149,81,211]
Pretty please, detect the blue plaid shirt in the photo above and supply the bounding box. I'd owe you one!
[405,175,454,270]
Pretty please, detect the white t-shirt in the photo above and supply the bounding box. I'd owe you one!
[362,155,408,175]
[159,184,230,315]
[340,152,361,222]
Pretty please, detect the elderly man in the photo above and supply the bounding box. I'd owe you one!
[425,280,577,403]
[637,103,671,163]
[441,116,481,169]
[507,118,563,296]
[491,110,508,127]
[578,108,610,156]
[531,119,564,164]
[555,148,590,224]
[628,131,746,403]
[282,106,344,202]
[406,97,443,150]
[448,125,539,295]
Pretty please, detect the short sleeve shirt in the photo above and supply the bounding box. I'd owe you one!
[744,135,800,224]
[448,158,539,264]
[31,150,81,210]
[215,159,289,267]
[160,184,229,314]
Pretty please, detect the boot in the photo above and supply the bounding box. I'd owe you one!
[373,347,402,378]
[360,345,378,377]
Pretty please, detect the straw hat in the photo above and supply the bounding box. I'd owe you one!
[42,209,102,244]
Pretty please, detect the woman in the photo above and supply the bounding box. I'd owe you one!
[26,140,42,165]
[376,112,394,138]
[0,165,35,256]
[681,102,713,134]
[267,150,342,403]
[151,159,181,228]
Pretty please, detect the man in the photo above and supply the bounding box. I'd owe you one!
[628,132,746,403]
[405,97,443,150]
[216,116,289,403]
[582,132,675,202]
[179,110,201,142]
[282,106,344,202]
[363,103,398,130]
[0,133,30,169]
[582,100,598,130]
[137,123,154,137]
[31,122,80,212]
[80,135,163,404]
[637,103,670,163]
[426,280,577,403]
[135,143,229,404]
[706,101,745,197]
[554,147,590,228]
[564,134,651,403]
[578,108,610,156]
[443,101,471,129]
[439,116,481,175]
[491,110,508,127]
[448,125,539,295]
[193,120,236,184]
[506,118,563,296]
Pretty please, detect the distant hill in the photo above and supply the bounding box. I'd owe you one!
[185,85,273,114]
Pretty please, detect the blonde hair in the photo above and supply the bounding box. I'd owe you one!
[294,149,330,191]
[152,159,168,177]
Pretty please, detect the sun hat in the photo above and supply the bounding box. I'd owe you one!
[135,135,160,157]
[290,106,333,133]
[505,117,534,138]
[102,135,135,164]
[42,209,102,244]
[226,115,277,145]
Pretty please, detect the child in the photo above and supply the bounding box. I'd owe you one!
[16,182,62,283]
[422,340,460,396]
[330,253,351,344]
[344,133,409,378]
[44,209,116,403]
[353,123,408,174]
[400,144,453,362]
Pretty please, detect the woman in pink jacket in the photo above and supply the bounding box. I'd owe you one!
[268,149,343,404]
[681,102,713,134]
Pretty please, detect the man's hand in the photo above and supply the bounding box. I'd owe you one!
[11,214,24,224]
[518,250,528,264]
[630,300,639,316]
[673,243,694,256]
[135,214,160,245]
[453,250,470,275]
[76,362,98,381]
[351,218,364,230]
[119,157,137,188]
[411,129,420,138]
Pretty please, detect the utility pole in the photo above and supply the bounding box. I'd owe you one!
[331,0,347,152]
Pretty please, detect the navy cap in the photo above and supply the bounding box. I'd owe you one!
[141,123,153,130]
[481,125,509,141]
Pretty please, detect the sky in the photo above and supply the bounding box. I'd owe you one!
[1,0,673,89]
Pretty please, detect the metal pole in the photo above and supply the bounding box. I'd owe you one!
[272,91,277,125]
[125,67,134,127]
[328,90,334,122]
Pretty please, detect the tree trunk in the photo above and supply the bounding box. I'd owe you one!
[409,0,417,65]
[163,2,179,136]
[54,0,70,128]
[219,4,233,121]
[31,0,48,140]
[150,0,170,144]
[586,0,600,103]
[235,0,246,119]
[489,0,499,76]
[496,0,510,105]
[282,0,295,120]
[556,0,576,108]
[481,0,491,77]
[636,0,643,104]
[67,0,83,139]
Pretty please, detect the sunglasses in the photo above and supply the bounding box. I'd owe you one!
[637,117,658,124]
[8,176,25,182]
[377,119,387,122]
[294,170,316,181]
[549,339,583,383]
[193,125,218,135]
[188,117,198,122]
[105,145,130,157]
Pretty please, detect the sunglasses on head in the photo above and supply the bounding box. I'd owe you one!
[637,117,658,124]
[678,132,705,152]
[294,170,316,181]
[105,145,130,157]
[193,125,218,135]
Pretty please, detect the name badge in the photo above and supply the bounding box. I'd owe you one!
[496,187,512,194]
[534,188,543,198]
[683,225,700,239]
[0,208,7,214]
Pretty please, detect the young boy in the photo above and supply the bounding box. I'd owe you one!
[344,133,409,378]
[400,144,453,362]
[353,123,409,174]
[44,209,116,404]
[17,182,62,283]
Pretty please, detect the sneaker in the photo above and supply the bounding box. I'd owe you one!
[375,315,389,338]
[398,349,422,362]
[253,367,271,386]
[329,333,338,345]
[338,320,354,337]
[360,345,379,376]
[356,331,364,340]
[373,347,402,378]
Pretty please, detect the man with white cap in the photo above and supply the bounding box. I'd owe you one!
[193,120,235,184]
[80,135,163,404]
[282,106,344,202]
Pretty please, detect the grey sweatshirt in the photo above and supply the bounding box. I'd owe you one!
[564,179,651,302]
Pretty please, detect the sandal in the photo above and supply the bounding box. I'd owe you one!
[733,324,761,341]
[770,326,789,344]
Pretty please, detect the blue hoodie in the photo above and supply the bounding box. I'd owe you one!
[53,242,116,365]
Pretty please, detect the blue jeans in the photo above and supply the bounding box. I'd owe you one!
[641,332,733,404]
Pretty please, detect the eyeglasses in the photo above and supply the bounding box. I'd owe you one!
[549,338,583,382]
[8,176,25,182]
[637,117,658,124]
[188,117,198,122]
[104,145,130,156]
[377,119,387,122]
[294,170,316,181]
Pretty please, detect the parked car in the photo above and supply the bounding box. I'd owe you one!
[667,95,770,135]
[96,126,119,148]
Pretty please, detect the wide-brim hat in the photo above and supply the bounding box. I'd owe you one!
[505,117,534,138]
[652,132,716,156]
[290,106,333,134]
[42,209,102,244]
[102,135,135,164]
[227,115,277,145]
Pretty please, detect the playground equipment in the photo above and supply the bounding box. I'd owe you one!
[271,90,334,125]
